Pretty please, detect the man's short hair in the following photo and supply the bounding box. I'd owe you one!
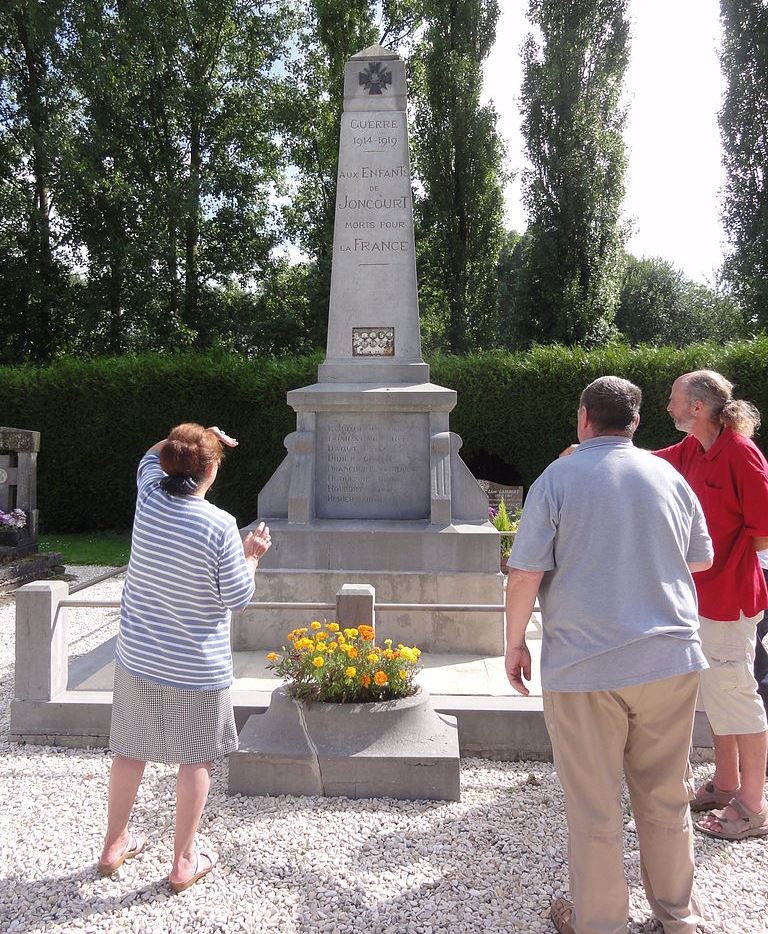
[580,376,642,434]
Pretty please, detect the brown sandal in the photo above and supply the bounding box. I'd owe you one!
[550,897,576,934]
[695,798,768,841]
[169,848,218,893]
[689,779,738,813]
[97,831,146,875]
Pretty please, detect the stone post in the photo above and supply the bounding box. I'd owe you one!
[335,583,375,636]
[14,581,69,701]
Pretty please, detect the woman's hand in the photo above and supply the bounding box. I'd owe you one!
[244,521,272,561]
[207,426,238,448]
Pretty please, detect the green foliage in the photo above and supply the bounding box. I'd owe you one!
[515,0,629,346]
[0,352,320,531]
[489,499,521,560]
[4,343,768,533]
[410,0,507,353]
[615,255,750,347]
[719,0,768,330]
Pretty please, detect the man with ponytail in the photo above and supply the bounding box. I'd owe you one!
[658,370,768,841]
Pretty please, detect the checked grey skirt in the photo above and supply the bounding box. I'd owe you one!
[109,664,239,765]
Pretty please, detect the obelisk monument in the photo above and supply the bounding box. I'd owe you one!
[237,46,503,654]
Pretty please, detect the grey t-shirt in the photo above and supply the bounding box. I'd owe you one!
[508,436,712,692]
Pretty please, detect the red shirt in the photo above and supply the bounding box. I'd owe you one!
[655,428,768,620]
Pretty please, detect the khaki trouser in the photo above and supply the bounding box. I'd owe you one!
[543,672,703,934]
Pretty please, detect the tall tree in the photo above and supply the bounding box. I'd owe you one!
[615,255,749,347]
[410,0,506,353]
[279,0,378,347]
[719,0,768,331]
[515,0,629,347]
[0,0,73,362]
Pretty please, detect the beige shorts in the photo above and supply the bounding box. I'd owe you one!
[698,612,767,736]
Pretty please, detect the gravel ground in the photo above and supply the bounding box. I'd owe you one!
[1,568,767,933]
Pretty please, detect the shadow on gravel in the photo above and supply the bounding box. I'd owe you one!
[0,870,174,932]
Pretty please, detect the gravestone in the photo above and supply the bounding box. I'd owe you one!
[0,427,63,591]
[237,46,503,654]
[0,427,40,558]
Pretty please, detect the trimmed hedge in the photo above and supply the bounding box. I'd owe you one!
[2,339,768,532]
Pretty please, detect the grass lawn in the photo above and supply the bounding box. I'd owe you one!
[38,532,131,566]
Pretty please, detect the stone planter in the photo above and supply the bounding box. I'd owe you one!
[229,686,460,801]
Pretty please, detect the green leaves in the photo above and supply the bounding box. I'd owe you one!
[513,0,629,347]
[719,0,768,331]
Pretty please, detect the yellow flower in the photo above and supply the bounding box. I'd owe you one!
[383,648,394,660]
[327,622,340,632]
[345,666,357,678]
[347,647,358,659]
[367,653,378,664]
[312,656,324,668]
[316,631,328,640]
[266,652,279,662]
[384,638,392,646]
[310,621,322,630]
[361,674,371,687]
[399,669,407,679]
[344,628,358,639]
[373,670,388,686]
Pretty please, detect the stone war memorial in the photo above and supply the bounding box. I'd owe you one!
[237,45,503,658]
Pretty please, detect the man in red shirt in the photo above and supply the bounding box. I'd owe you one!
[657,370,768,840]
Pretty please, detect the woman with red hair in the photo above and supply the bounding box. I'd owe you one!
[98,424,271,891]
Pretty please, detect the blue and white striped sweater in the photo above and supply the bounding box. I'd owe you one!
[115,452,255,690]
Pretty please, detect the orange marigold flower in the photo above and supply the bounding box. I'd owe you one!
[266,652,279,662]
[326,622,340,632]
[312,656,324,668]
[373,670,388,686]
[345,666,357,679]
[310,621,322,630]
[361,674,371,688]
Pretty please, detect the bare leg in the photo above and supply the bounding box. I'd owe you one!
[100,755,146,865]
[700,731,767,831]
[711,734,740,792]
[169,762,212,886]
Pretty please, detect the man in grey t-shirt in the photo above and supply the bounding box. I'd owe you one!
[506,376,713,934]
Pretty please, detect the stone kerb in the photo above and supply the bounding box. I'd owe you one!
[14,580,69,702]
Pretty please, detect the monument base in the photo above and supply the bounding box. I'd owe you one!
[235,520,504,654]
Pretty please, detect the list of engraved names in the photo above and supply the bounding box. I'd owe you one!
[316,414,429,519]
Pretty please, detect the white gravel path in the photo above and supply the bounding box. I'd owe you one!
[1,568,767,933]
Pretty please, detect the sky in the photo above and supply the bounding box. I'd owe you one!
[483,0,726,285]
